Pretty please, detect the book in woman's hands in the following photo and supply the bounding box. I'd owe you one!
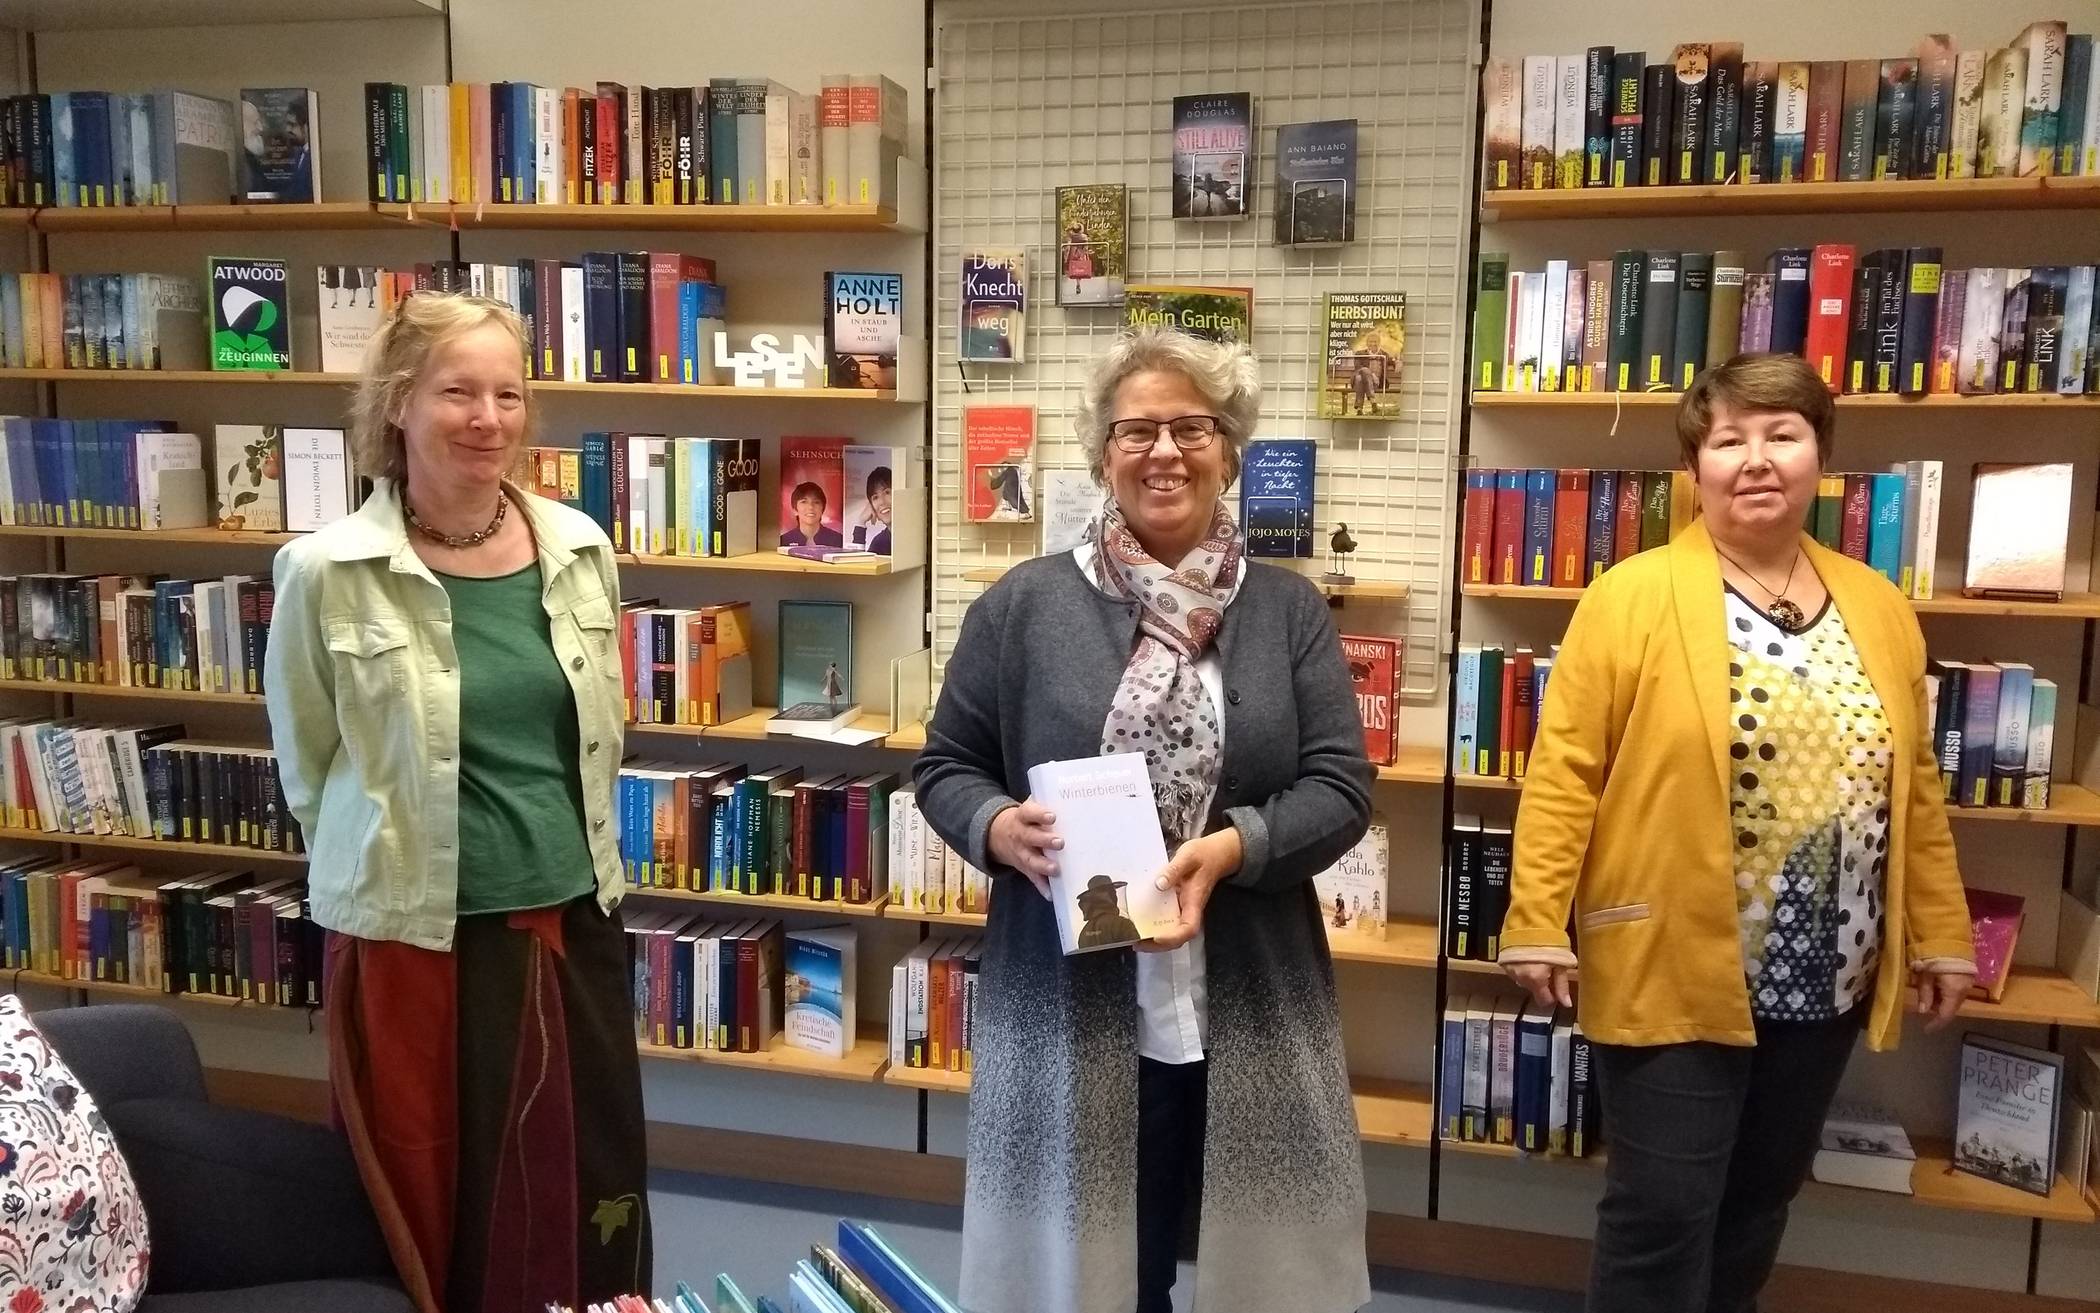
[1025,753,1176,955]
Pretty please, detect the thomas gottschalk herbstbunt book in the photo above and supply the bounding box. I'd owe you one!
[1318,292,1405,420]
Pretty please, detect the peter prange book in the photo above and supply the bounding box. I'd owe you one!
[1171,91,1251,219]
[1055,184,1127,307]
[1023,753,1177,954]
[1317,292,1405,420]
[238,87,318,203]
[1957,1032,2064,1197]
[962,403,1034,523]
[1273,119,1356,246]
[1239,437,1314,559]
[823,271,902,390]
[208,257,290,372]
[1124,284,1251,345]
[958,247,1026,363]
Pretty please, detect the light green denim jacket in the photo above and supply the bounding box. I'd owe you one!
[264,479,626,950]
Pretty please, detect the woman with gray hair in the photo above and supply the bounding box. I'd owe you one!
[915,326,1374,1313]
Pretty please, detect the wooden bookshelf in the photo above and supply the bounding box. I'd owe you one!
[1470,390,2095,409]
[959,564,1409,602]
[1946,965,2100,1029]
[0,825,306,864]
[884,721,928,752]
[626,710,897,746]
[377,200,916,235]
[1478,175,2100,222]
[3,967,249,1007]
[624,551,902,577]
[1452,772,1524,794]
[1445,956,1511,978]
[884,904,989,929]
[1461,583,2100,620]
[0,0,444,30]
[31,202,419,233]
[1907,1139,2098,1224]
[1328,920,1441,969]
[623,885,890,921]
[0,677,264,706]
[0,369,903,402]
[0,524,300,547]
[1376,744,1446,785]
[883,1062,971,1094]
[1441,1137,1600,1163]
[638,1029,890,1084]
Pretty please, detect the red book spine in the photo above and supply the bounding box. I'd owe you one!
[648,253,682,384]
[1552,470,1589,587]
[1339,635,1399,766]
[617,608,638,724]
[679,254,718,285]
[649,930,671,1046]
[845,783,869,903]
[249,899,273,997]
[1839,473,1871,560]
[1806,61,1846,180]
[1492,479,1525,585]
[1510,648,1537,777]
[792,788,814,899]
[1613,469,1643,563]
[736,936,759,1051]
[595,86,621,204]
[1464,472,1495,584]
[1804,244,1856,391]
[1497,654,1518,777]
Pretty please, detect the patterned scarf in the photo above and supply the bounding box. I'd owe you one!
[1089,497,1242,845]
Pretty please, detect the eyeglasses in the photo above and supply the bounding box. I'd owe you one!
[1107,415,1222,453]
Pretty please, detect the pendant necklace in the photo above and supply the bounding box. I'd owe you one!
[406,492,508,549]
[1717,545,1809,633]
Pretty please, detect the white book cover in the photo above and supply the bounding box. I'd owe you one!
[1520,56,1556,188]
[888,790,913,907]
[842,444,901,555]
[135,431,206,531]
[1512,271,1545,392]
[2025,678,2057,809]
[421,84,450,205]
[1958,1034,2064,1194]
[922,825,948,914]
[0,420,13,524]
[2018,21,2067,176]
[2062,266,2094,395]
[624,82,645,205]
[783,926,856,1059]
[1453,643,1482,774]
[904,940,935,1055]
[942,842,962,915]
[819,76,850,205]
[887,961,908,1066]
[1910,459,1943,598]
[2085,53,2100,176]
[1814,1101,1917,1193]
[1548,1018,1573,1153]
[765,82,793,205]
[1958,265,2007,393]
[403,87,423,203]
[1024,753,1176,954]
[1314,817,1387,937]
[1553,55,1584,188]
[560,264,586,382]
[789,91,819,206]
[1982,47,2028,177]
[281,428,352,532]
[192,581,220,695]
[1951,49,1987,179]
[1776,63,1811,150]
[1039,469,1099,556]
[1540,260,1569,392]
[534,86,559,204]
[316,267,383,374]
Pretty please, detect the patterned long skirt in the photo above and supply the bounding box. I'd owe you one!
[325,895,652,1313]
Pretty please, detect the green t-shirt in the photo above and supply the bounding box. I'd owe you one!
[439,563,596,916]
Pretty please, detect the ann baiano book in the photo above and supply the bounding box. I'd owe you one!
[1024,753,1176,955]
[1273,119,1356,246]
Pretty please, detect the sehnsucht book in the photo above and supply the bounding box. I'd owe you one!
[778,437,846,549]
[207,257,290,371]
[1023,753,1176,955]
[1273,119,1356,246]
[1314,818,1387,938]
[1340,634,1400,765]
[958,247,1026,364]
[822,271,901,390]
[1957,1033,2064,1197]
[962,404,1034,523]
[238,87,318,203]
[1171,91,1251,220]
[315,266,382,374]
[1054,184,1127,307]
[1123,283,1250,345]
[1317,292,1404,420]
[1239,438,1314,559]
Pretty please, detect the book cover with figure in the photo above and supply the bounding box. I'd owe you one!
[1171,92,1251,219]
[315,266,382,374]
[778,437,846,549]
[1318,292,1405,420]
[1956,1033,2063,1196]
[208,257,290,371]
[1314,818,1388,938]
[962,404,1034,523]
[1240,438,1314,559]
[783,926,856,1059]
[822,271,901,390]
[1024,753,1176,955]
[238,87,318,203]
[1054,184,1127,306]
[958,247,1026,363]
[1273,119,1356,246]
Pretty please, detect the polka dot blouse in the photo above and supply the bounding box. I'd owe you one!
[1724,588,1892,1023]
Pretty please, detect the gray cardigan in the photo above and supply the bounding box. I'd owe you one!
[914,552,1374,1313]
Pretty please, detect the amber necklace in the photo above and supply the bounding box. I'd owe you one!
[1716,544,1809,633]
[405,492,508,549]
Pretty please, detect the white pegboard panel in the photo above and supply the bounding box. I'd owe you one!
[930,0,1477,701]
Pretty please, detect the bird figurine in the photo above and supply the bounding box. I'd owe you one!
[1325,523,1358,582]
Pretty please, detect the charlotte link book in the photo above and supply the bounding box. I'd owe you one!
[1172,92,1251,219]
[1055,184,1127,307]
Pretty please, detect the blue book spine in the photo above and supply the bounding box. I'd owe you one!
[70,92,110,206]
[581,252,618,382]
[1867,470,1905,586]
[679,280,700,383]
[511,84,534,204]
[1522,468,1554,585]
[1992,664,2034,806]
[689,439,712,559]
[30,418,58,525]
[709,792,728,891]
[1585,469,1617,582]
[1238,438,1316,559]
[579,432,610,535]
[1517,1011,1552,1151]
[707,81,738,204]
[827,789,849,901]
[1439,1011,1465,1139]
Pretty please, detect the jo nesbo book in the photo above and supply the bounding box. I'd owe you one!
[1124,284,1251,345]
[958,247,1026,363]
[1024,753,1177,954]
[1055,184,1127,306]
[1318,292,1406,419]
[823,270,902,390]
[208,257,291,371]
[1240,437,1315,559]
[1274,119,1358,246]
[1171,91,1251,220]
[963,404,1035,523]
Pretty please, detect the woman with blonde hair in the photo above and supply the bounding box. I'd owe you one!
[266,293,649,1313]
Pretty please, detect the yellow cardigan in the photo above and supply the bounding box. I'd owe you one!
[1498,518,1975,1051]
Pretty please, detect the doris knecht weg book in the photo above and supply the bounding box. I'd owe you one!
[208,257,291,371]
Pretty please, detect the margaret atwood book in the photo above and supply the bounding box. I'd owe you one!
[1964,462,2072,599]
[1024,753,1176,954]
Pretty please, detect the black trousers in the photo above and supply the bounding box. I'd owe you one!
[1587,1008,1864,1313]
[1136,1056,1208,1313]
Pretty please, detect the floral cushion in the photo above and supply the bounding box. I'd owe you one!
[0,997,149,1313]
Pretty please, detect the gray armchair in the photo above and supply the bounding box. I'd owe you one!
[33,1004,413,1313]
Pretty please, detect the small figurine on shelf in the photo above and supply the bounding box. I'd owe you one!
[1324,523,1357,584]
[822,662,847,713]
